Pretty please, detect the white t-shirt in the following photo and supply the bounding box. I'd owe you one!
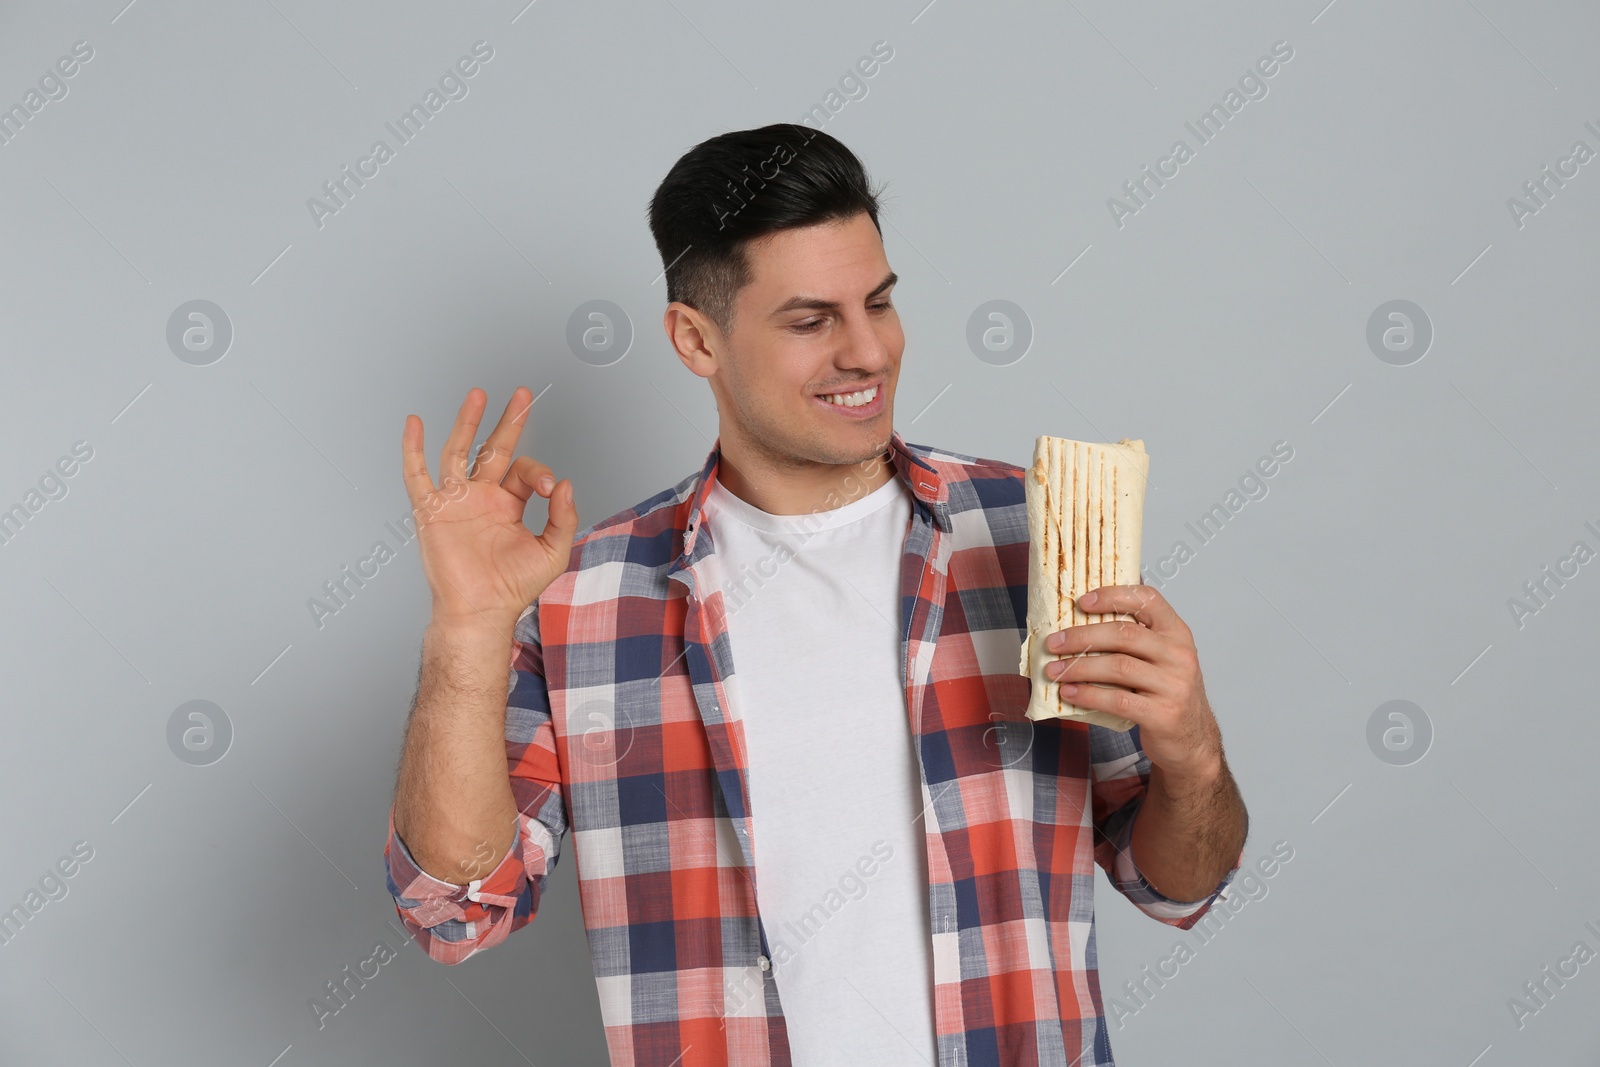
[703,469,937,1064]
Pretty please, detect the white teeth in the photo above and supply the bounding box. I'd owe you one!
[820,385,878,408]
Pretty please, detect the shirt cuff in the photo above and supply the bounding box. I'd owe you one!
[1107,805,1240,919]
[384,809,527,928]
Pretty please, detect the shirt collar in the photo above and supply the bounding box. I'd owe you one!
[679,429,950,560]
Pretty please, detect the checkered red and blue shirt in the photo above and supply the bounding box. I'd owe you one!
[385,429,1242,1066]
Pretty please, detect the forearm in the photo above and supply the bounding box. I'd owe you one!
[1127,754,1247,902]
[392,618,521,885]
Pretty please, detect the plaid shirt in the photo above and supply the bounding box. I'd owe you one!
[385,430,1242,1066]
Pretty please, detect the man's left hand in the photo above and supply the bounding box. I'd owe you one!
[1043,584,1222,785]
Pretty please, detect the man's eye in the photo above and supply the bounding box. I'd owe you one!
[792,302,891,333]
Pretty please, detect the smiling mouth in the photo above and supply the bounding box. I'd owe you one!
[816,383,880,408]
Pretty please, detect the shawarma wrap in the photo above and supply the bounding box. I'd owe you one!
[1017,435,1149,731]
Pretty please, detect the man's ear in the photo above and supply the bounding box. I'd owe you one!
[664,302,722,380]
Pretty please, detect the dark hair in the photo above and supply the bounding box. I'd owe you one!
[647,123,886,337]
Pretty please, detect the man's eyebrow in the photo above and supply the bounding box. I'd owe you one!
[768,272,898,317]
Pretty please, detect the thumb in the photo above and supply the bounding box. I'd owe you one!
[540,479,579,556]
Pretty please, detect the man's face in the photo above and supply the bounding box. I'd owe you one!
[703,212,903,469]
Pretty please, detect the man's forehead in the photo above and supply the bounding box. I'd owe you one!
[743,219,889,297]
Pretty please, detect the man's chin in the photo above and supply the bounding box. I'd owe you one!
[821,425,894,469]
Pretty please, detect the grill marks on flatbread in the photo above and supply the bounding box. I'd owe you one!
[1019,435,1150,730]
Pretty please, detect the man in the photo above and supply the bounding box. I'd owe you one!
[386,123,1248,1066]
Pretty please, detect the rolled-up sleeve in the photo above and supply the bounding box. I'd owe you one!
[383,599,569,964]
[1089,724,1242,930]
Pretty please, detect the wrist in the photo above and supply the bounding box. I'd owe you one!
[427,609,521,639]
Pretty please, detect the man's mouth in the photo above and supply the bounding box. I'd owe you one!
[815,383,881,409]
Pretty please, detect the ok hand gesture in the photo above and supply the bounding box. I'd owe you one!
[401,387,577,631]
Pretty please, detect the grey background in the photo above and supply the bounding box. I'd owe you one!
[2,0,1596,1063]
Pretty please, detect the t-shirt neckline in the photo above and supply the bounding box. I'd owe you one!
[706,469,907,535]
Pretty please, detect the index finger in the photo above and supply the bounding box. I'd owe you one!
[1046,617,1163,659]
[1077,584,1186,635]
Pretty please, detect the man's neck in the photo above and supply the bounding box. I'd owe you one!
[714,435,896,516]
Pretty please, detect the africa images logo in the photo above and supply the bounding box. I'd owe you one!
[305,41,495,230]
[1106,39,1295,229]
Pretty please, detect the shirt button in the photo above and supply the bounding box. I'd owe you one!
[756,955,771,971]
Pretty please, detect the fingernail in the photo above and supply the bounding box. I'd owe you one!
[538,475,554,493]
[1060,683,1079,696]
[1047,632,1064,652]
[1079,591,1096,607]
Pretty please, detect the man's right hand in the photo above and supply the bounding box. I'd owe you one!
[402,387,578,631]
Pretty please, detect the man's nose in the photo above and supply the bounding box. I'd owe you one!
[836,312,893,371]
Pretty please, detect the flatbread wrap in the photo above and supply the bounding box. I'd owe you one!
[1017,435,1149,730]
